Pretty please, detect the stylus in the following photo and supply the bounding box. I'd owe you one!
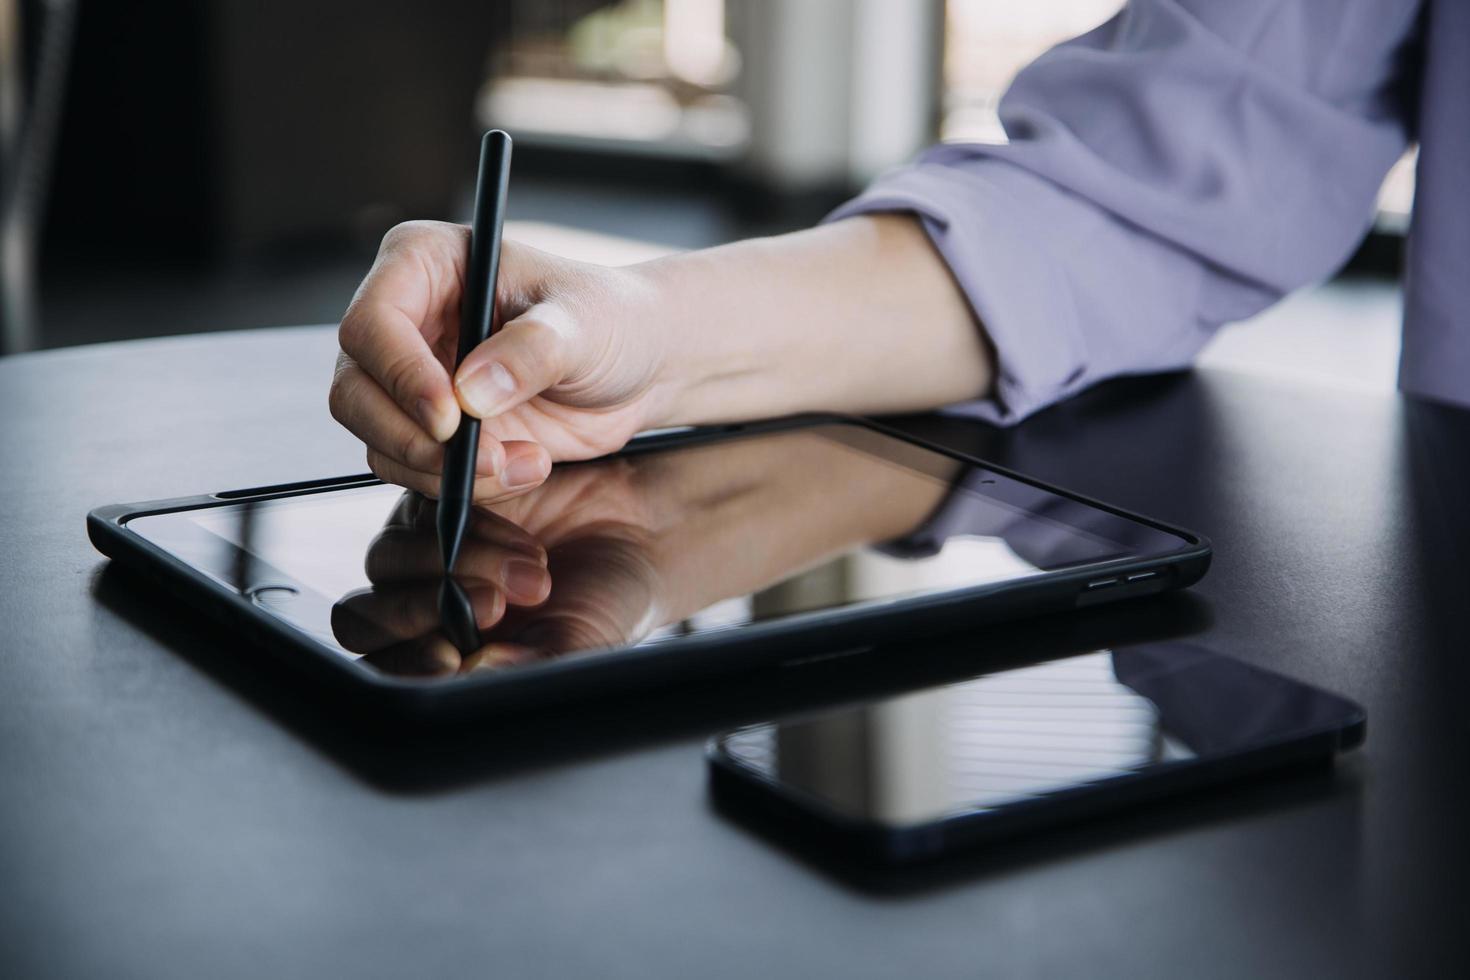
[438,130,512,573]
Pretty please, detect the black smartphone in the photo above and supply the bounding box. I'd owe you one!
[88,416,1210,719]
[707,642,1365,864]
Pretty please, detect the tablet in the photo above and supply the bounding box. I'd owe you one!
[87,416,1210,718]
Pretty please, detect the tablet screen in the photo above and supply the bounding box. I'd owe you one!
[126,423,1191,678]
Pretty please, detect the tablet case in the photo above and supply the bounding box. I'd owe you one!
[87,415,1212,721]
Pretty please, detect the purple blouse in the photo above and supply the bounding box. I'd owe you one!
[831,0,1465,423]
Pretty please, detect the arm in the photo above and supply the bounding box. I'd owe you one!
[328,0,1420,501]
[832,0,1422,422]
[330,214,988,503]
[640,216,991,425]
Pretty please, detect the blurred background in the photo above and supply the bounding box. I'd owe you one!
[3,0,1408,391]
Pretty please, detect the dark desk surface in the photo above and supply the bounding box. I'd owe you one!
[2,327,1466,979]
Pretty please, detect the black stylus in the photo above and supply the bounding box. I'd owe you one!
[438,130,512,573]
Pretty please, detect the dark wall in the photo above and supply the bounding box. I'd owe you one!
[44,0,214,264]
[44,0,504,267]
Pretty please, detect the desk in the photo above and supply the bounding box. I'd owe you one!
[1,327,1466,978]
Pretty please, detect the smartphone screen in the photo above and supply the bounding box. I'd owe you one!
[710,643,1364,858]
[123,423,1194,679]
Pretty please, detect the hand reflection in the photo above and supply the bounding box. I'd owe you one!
[334,431,955,677]
[330,492,550,675]
[477,457,667,660]
[333,464,665,676]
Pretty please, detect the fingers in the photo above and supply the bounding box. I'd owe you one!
[359,635,463,678]
[361,636,541,677]
[454,303,573,422]
[337,221,469,443]
[336,224,602,505]
[366,440,552,505]
[332,581,508,654]
[363,528,551,606]
[382,494,548,561]
[477,537,659,657]
[335,354,549,488]
[331,356,505,475]
[459,642,543,673]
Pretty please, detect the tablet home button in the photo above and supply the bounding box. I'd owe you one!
[247,584,299,608]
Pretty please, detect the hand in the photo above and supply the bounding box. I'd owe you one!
[329,221,676,505]
[330,215,992,506]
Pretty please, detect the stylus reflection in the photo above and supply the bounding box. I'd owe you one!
[437,577,481,657]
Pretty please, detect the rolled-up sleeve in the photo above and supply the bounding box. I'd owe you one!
[829,0,1421,424]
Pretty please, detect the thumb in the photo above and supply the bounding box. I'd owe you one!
[453,303,571,420]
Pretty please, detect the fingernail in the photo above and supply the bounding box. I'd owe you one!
[475,439,504,475]
[503,559,548,603]
[504,455,546,489]
[415,398,444,437]
[457,361,517,417]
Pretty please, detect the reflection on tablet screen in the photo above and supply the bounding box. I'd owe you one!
[128,425,1187,678]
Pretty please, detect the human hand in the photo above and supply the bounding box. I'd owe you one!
[329,221,675,504]
[330,216,993,508]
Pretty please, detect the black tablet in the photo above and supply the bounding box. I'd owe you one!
[88,416,1210,718]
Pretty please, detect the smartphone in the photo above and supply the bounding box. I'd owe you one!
[707,642,1365,864]
[88,416,1210,718]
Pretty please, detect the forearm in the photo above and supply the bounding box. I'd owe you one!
[639,214,993,427]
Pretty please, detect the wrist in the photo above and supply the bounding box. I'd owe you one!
[622,213,992,430]
[632,249,749,429]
